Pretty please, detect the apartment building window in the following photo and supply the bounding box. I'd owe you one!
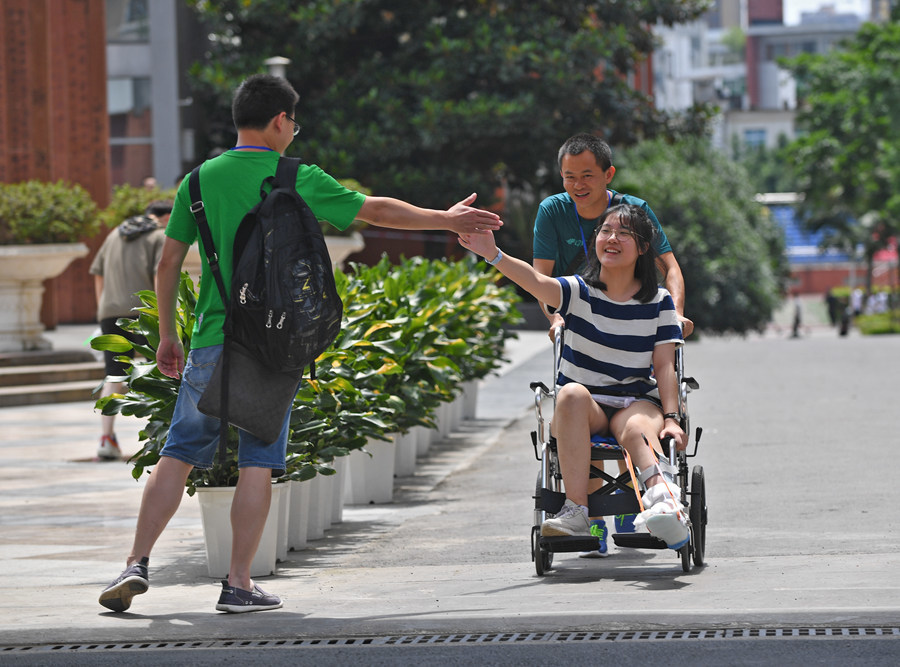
[743,128,766,148]
[108,76,154,186]
[107,0,149,42]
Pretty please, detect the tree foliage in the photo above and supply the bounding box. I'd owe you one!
[782,17,900,287]
[615,138,789,334]
[185,0,711,207]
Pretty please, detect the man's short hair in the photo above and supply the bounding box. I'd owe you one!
[232,74,300,131]
[558,133,613,172]
[145,200,174,218]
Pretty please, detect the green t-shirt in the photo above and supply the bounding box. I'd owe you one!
[166,151,366,349]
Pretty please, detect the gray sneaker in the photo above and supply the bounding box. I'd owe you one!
[541,499,591,536]
[99,557,149,612]
[215,580,283,613]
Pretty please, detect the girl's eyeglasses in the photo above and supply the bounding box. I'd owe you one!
[597,226,639,242]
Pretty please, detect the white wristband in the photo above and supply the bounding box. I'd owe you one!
[486,248,503,266]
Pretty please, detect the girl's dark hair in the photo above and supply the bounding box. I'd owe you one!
[581,203,659,303]
[232,74,300,131]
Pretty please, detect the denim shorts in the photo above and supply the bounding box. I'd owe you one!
[159,344,290,472]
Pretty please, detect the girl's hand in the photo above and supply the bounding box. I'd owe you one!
[458,230,498,260]
[660,421,687,451]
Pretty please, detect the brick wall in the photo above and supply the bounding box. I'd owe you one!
[0,0,110,326]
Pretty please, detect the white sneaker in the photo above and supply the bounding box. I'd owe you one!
[97,435,122,460]
[645,513,690,550]
[634,483,689,549]
[541,499,591,537]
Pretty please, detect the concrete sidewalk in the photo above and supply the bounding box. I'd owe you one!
[0,325,553,647]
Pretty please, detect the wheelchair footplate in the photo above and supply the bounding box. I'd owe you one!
[538,535,602,553]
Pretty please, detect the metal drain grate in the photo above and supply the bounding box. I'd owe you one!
[3,627,898,654]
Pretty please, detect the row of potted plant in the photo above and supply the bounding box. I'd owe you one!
[93,254,522,492]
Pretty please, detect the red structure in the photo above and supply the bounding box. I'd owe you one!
[0,0,110,325]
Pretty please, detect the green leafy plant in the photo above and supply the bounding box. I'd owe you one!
[98,183,177,229]
[92,255,522,493]
[0,180,99,244]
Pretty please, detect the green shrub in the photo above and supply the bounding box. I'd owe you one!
[0,180,99,244]
[856,311,900,335]
[92,255,522,492]
[99,183,178,229]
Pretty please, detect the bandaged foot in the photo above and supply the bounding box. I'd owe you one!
[633,483,690,550]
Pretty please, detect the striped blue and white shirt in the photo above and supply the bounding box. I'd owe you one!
[555,275,683,400]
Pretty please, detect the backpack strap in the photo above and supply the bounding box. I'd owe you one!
[189,166,228,310]
[188,164,231,466]
[273,155,302,189]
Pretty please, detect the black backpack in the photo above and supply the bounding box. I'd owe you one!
[187,156,343,445]
[190,156,343,374]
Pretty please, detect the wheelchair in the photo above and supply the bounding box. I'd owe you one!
[529,327,707,575]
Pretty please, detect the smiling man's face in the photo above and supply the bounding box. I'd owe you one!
[560,151,616,219]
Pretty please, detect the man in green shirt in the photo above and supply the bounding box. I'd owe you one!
[99,73,502,615]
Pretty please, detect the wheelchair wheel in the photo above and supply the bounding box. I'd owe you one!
[532,526,553,576]
[690,465,707,566]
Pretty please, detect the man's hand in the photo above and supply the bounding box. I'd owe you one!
[679,315,694,338]
[445,193,503,235]
[156,336,185,379]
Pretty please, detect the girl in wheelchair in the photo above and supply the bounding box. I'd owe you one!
[460,203,689,549]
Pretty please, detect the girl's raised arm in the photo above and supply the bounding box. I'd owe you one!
[459,233,561,309]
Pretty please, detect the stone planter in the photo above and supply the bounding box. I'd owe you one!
[196,483,285,578]
[0,243,88,352]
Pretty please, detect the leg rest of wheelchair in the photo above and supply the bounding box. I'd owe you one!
[586,487,639,520]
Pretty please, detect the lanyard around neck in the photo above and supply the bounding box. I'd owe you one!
[231,145,275,152]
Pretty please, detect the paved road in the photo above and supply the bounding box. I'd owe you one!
[2,328,898,664]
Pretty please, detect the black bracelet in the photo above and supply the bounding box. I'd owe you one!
[663,412,680,421]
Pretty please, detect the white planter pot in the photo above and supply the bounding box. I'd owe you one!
[196,484,285,579]
[0,243,88,352]
[324,232,365,270]
[413,425,432,457]
[436,401,453,438]
[305,474,328,541]
[330,456,348,524]
[450,392,464,427]
[462,380,479,420]
[287,479,311,552]
[392,431,418,477]
[316,472,336,532]
[345,439,395,504]
[274,482,289,562]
